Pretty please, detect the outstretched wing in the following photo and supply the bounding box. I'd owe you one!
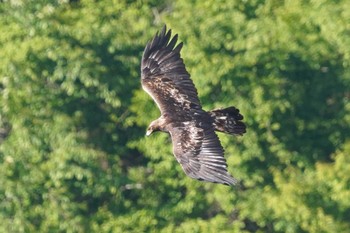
[142,26,237,185]
[169,120,238,186]
[141,25,201,117]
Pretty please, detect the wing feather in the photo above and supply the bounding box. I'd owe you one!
[141,26,201,116]
[169,121,237,186]
[141,26,238,186]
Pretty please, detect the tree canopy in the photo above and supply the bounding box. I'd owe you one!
[1,0,349,232]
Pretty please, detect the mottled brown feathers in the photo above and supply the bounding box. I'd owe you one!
[209,107,246,136]
[141,25,246,186]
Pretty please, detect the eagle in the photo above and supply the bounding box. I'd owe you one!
[141,26,246,186]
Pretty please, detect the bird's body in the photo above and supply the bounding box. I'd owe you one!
[141,26,246,185]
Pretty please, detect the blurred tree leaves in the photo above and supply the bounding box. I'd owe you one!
[1,0,349,232]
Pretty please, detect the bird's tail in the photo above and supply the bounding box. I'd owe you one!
[208,107,246,136]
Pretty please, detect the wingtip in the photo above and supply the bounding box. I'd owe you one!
[174,41,183,53]
[225,176,240,186]
[196,174,239,186]
[142,25,180,63]
[161,24,167,35]
[214,172,239,186]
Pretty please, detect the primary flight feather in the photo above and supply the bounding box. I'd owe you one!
[141,25,246,186]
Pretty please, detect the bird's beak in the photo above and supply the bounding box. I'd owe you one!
[145,130,152,137]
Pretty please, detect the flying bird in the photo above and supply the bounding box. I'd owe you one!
[141,25,246,185]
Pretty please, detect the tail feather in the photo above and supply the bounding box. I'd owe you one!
[209,107,246,136]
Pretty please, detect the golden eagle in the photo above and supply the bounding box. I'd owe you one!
[141,26,246,185]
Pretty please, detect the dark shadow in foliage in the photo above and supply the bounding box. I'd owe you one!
[0,117,11,145]
[26,30,147,165]
[274,54,349,165]
[20,28,150,220]
[304,189,349,224]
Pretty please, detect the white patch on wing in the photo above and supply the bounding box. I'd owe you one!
[184,121,204,142]
[168,87,189,106]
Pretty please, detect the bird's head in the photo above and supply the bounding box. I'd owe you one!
[146,121,159,136]
[146,126,155,136]
[146,118,165,136]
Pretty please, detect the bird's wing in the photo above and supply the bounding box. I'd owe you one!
[141,25,202,118]
[169,120,237,186]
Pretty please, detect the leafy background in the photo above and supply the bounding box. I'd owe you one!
[0,0,349,232]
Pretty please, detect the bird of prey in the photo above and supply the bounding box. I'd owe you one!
[141,25,246,185]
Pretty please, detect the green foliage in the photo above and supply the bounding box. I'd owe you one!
[1,0,349,232]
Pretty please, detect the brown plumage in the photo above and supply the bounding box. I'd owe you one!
[209,107,246,136]
[141,25,246,186]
